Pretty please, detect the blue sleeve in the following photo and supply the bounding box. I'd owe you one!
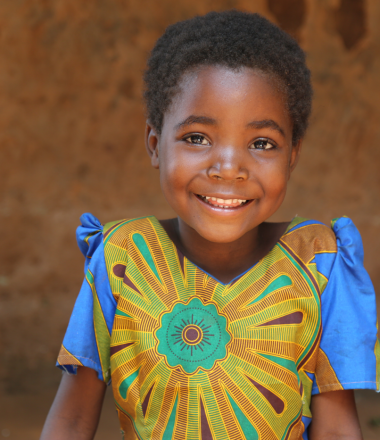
[56,213,116,384]
[312,217,380,394]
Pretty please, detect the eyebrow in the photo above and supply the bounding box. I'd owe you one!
[174,115,217,130]
[247,119,285,137]
[174,115,285,137]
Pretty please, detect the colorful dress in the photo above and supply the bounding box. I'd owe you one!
[57,214,380,440]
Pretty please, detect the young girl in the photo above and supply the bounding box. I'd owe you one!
[41,10,379,440]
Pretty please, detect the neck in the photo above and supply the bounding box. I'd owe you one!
[160,217,289,284]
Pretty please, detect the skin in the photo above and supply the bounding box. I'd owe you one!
[40,367,106,439]
[147,66,300,284]
[309,390,363,440]
[41,65,363,439]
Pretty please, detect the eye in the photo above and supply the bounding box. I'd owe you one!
[184,134,210,146]
[250,138,276,150]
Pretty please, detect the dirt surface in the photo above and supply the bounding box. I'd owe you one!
[0,0,379,428]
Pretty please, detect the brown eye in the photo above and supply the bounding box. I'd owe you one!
[185,135,209,145]
[250,138,276,150]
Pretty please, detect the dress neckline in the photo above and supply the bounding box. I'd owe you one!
[150,216,298,286]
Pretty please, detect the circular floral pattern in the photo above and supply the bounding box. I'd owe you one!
[103,217,329,439]
[155,297,231,374]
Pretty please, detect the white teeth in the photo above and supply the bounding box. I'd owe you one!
[199,194,248,207]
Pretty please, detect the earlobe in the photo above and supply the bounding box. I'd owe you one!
[145,121,160,169]
[289,139,303,176]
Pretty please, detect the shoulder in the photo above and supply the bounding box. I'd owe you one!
[76,214,158,268]
[280,216,364,283]
[280,217,337,258]
[283,216,361,249]
[102,215,159,245]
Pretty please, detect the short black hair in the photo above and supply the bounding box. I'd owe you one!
[144,10,312,145]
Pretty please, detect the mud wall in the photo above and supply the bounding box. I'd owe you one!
[1,0,379,392]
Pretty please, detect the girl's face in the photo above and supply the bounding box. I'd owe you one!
[146,66,301,244]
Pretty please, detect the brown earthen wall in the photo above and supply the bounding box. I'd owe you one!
[1,0,379,392]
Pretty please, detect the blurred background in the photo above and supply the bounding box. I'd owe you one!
[0,0,379,439]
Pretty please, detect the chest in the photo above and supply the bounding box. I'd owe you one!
[106,228,321,440]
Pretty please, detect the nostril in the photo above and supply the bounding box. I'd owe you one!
[208,164,248,181]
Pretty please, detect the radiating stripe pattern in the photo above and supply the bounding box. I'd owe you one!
[100,216,338,440]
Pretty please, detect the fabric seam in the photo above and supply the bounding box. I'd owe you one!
[312,381,379,391]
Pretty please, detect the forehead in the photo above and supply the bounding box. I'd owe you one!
[164,65,291,132]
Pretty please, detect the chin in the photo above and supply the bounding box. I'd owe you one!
[196,225,248,244]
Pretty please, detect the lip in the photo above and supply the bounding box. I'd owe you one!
[196,192,251,201]
[194,193,254,213]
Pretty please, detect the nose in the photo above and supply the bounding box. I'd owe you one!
[207,144,249,181]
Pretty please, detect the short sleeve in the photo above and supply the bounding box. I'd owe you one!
[312,217,380,394]
[56,213,117,384]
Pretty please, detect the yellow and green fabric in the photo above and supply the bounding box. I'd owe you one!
[57,214,380,440]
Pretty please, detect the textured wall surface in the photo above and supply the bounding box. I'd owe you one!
[1,0,379,392]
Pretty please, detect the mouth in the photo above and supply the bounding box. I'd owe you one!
[196,194,253,209]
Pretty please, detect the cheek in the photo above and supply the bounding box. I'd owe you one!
[261,155,289,182]
[256,159,290,203]
[159,150,189,198]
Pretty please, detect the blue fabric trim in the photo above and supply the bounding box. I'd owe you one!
[312,217,378,394]
[305,371,314,382]
[76,213,103,274]
[302,415,312,440]
[286,219,325,234]
[312,381,379,394]
[56,276,103,378]
[195,261,258,286]
[57,355,105,379]
[312,252,336,279]
[57,215,117,383]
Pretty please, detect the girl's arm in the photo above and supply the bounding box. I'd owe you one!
[40,366,106,440]
[309,390,363,440]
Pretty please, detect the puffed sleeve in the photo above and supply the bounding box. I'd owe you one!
[312,217,380,394]
[56,213,117,384]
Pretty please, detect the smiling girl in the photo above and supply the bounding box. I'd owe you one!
[41,10,379,440]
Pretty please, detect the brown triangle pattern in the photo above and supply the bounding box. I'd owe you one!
[57,345,83,367]
[113,264,126,278]
[142,383,155,418]
[103,220,126,239]
[123,275,143,296]
[110,342,135,356]
[257,311,303,327]
[200,395,213,440]
[228,273,244,287]
[245,375,285,414]
[176,247,185,276]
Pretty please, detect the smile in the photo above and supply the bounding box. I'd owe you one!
[196,194,252,209]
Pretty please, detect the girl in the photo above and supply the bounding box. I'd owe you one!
[41,10,379,440]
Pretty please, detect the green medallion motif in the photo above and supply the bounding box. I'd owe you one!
[99,217,330,439]
[155,297,231,374]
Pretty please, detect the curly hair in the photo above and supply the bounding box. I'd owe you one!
[144,10,312,145]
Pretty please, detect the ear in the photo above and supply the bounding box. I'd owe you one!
[288,138,303,177]
[145,121,160,169]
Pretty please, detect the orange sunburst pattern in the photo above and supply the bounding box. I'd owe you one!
[101,216,337,440]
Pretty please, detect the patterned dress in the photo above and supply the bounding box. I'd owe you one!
[57,214,380,440]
